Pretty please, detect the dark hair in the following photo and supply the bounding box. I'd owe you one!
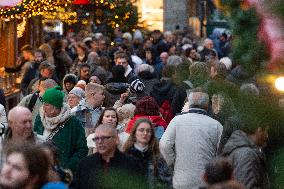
[6,143,49,188]
[134,96,160,116]
[21,44,33,53]
[97,107,118,127]
[39,141,60,165]
[205,157,233,185]
[76,42,88,53]
[34,49,47,60]
[111,65,126,79]
[79,63,91,70]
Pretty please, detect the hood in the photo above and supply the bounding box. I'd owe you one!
[105,82,129,94]
[222,130,256,156]
[152,79,173,95]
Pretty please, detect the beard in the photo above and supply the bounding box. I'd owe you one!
[0,177,31,189]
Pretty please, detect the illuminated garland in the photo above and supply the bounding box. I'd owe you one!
[0,0,73,19]
[17,18,26,38]
[43,7,78,25]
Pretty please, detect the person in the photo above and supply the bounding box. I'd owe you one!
[70,42,89,75]
[160,52,169,65]
[18,78,57,125]
[159,91,223,188]
[68,87,85,109]
[114,50,137,84]
[70,124,140,189]
[72,83,105,136]
[221,126,269,188]
[144,48,164,79]
[86,107,127,154]
[0,104,7,132]
[199,38,216,61]
[137,64,159,96]
[123,118,172,187]
[0,143,49,189]
[78,63,91,84]
[125,96,167,139]
[34,86,88,172]
[62,73,78,94]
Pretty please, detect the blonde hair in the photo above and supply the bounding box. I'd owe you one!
[86,83,105,94]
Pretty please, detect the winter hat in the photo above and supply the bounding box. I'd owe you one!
[220,57,232,71]
[41,182,68,189]
[133,29,143,40]
[42,86,65,108]
[130,79,145,94]
[69,87,85,99]
[122,32,132,41]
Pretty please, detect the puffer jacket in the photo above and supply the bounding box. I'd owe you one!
[221,130,268,189]
[104,79,129,107]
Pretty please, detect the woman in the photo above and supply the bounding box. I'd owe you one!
[86,107,127,154]
[125,96,167,139]
[123,118,172,188]
[68,87,85,109]
[70,42,89,75]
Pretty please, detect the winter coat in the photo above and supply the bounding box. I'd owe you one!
[20,62,39,96]
[138,71,160,96]
[34,115,88,172]
[126,146,172,188]
[221,130,268,189]
[70,149,141,189]
[104,78,129,107]
[71,99,103,136]
[151,78,187,116]
[160,109,223,189]
[54,50,73,81]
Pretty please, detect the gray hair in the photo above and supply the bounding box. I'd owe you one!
[240,83,259,96]
[188,92,209,109]
[137,64,154,74]
[43,79,57,90]
[95,124,118,135]
[8,106,31,122]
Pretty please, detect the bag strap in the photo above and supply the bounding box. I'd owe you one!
[46,118,70,141]
[28,91,39,112]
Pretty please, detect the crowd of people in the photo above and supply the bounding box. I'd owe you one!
[0,27,272,189]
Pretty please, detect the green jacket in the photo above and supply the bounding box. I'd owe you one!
[34,115,88,172]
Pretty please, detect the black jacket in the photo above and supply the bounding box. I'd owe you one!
[71,149,142,189]
[221,130,268,189]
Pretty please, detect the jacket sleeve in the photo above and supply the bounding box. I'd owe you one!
[66,119,88,172]
[232,148,263,189]
[159,118,176,167]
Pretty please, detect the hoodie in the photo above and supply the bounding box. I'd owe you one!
[222,130,268,189]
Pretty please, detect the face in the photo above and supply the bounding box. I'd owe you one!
[135,122,152,146]
[40,68,52,78]
[115,58,128,69]
[43,103,61,118]
[102,110,117,127]
[145,51,152,61]
[76,46,85,55]
[10,111,33,140]
[22,51,31,61]
[34,52,43,62]
[144,40,153,49]
[91,41,99,51]
[89,76,101,85]
[168,45,176,55]
[255,127,269,147]
[86,89,105,108]
[80,67,90,80]
[99,40,106,51]
[65,82,75,92]
[94,128,118,156]
[205,40,214,50]
[0,153,30,189]
[160,53,169,65]
[68,94,81,108]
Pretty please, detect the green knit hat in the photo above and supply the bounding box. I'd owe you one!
[42,86,65,108]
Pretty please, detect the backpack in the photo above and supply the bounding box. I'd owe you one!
[27,91,40,112]
[159,100,174,124]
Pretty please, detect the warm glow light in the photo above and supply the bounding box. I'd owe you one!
[275,77,284,91]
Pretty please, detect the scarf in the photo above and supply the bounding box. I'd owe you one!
[40,104,71,132]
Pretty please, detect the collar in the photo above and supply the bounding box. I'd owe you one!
[134,143,149,152]
[188,108,207,115]
[124,65,132,77]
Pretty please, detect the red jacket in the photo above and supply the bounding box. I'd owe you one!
[125,114,168,133]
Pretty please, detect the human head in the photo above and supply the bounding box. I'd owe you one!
[94,124,119,157]
[63,74,78,93]
[204,157,233,185]
[68,87,85,108]
[134,96,160,116]
[39,61,55,78]
[39,141,60,166]
[111,65,126,80]
[38,78,57,95]
[8,106,33,141]
[97,107,118,128]
[210,62,228,80]
[137,64,155,76]
[164,31,174,43]
[114,51,129,69]
[42,86,64,117]
[98,38,107,52]
[0,143,49,189]
[188,91,209,110]
[85,83,105,108]
[75,42,88,56]
[160,52,169,65]
[220,57,232,71]
[21,45,34,61]
[79,63,91,82]
[89,75,102,85]
[240,83,259,96]
[167,43,176,56]
[116,103,136,124]
[204,38,214,50]
[34,49,46,63]
[123,118,158,154]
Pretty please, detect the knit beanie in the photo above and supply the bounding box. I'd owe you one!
[42,86,65,108]
[130,79,145,94]
[69,87,85,99]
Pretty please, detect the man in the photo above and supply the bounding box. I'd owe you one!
[221,124,269,188]
[0,106,45,169]
[18,78,57,125]
[34,86,88,172]
[72,83,105,136]
[199,38,216,61]
[0,143,49,189]
[78,63,91,83]
[160,91,223,189]
[21,49,45,96]
[114,51,137,83]
[71,124,140,189]
[160,52,169,65]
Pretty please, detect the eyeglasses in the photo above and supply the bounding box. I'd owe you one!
[93,136,113,142]
[137,128,152,133]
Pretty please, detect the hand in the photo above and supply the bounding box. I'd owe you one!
[120,92,129,102]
